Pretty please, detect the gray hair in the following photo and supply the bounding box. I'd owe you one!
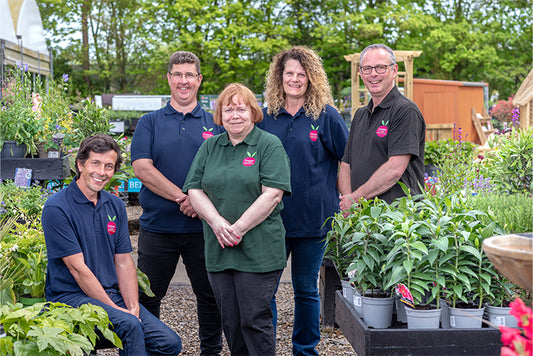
[359,44,396,65]
[168,51,201,74]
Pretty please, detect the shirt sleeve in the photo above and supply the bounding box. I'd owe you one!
[323,106,349,162]
[130,114,153,162]
[387,105,424,159]
[182,140,209,194]
[42,205,82,259]
[258,135,292,196]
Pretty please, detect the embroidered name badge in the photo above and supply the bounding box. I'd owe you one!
[107,215,117,235]
[309,124,319,142]
[376,120,389,137]
[243,151,256,166]
[202,126,214,139]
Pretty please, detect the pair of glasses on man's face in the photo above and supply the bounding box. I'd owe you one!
[359,64,395,75]
[169,72,198,80]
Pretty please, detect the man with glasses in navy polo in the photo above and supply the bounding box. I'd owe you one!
[131,51,223,355]
[338,44,426,209]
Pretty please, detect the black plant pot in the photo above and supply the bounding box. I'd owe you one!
[1,141,27,158]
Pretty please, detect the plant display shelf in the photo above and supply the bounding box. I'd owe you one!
[0,155,70,180]
[335,291,502,356]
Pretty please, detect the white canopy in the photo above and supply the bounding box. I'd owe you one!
[1,0,50,75]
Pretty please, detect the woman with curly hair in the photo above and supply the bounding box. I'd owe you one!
[259,46,349,355]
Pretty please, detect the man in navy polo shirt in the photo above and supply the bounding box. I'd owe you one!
[131,51,223,355]
[339,43,426,209]
[43,134,181,356]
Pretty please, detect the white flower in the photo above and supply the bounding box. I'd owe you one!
[10,244,18,252]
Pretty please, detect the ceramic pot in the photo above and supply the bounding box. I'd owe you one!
[449,306,485,328]
[405,307,442,329]
[341,280,354,305]
[1,141,27,158]
[485,304,517,328]
[362,296,394,328]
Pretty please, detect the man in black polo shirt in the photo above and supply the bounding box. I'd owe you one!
[339,43,426,209]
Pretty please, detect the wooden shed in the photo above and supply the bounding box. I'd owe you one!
[411,78,488,144]
[513,68,533,129]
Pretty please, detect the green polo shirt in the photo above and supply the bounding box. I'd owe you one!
[183,126,291,273]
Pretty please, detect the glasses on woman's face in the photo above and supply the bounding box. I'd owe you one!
[359,64,394,75]
[222,106,249,115]
[169,71,198,80]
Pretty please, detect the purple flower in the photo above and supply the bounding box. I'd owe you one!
[62,73,69,82]
[16,62,29,72]
[55,124,61,130]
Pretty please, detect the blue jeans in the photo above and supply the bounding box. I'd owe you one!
[57,290,182,356]
[272,237,325,356]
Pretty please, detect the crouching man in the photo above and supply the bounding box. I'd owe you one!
[43,134,182,356]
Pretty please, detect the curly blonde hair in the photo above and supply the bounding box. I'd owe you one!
[264,46,337,120]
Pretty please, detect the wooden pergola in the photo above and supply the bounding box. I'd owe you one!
[344,50,422,117]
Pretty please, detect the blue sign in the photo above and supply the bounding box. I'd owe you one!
[128,178,143,192]
[117,180,126,192]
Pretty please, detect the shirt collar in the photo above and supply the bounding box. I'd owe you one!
[218,125,260,147]
[68,177,110,207]
[369,86,400,111]
[163,101,203,118]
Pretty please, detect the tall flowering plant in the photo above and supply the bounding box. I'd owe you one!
[500,298,532,356]
[33,74,75,151]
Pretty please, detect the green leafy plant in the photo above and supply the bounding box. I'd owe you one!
[424,138,476,168]
[486,127,533,194]
[0,302,121,356]
[0,64,39,155]
[467,193,533,233]
[72,99,111,145]
[0,181,51,222]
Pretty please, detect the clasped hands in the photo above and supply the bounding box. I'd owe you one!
[339,194,357,217]
[212,217,243,249]
[176,195,198,218]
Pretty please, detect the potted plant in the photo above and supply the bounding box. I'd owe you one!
[0,64,39,157]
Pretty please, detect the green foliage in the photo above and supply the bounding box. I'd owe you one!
[0,66,39,155]
[486,128,533,194]
[326,189,507,309]
[0,302,121,356]
[72,99,111,145]
[466,193,533,234]
[0,220,47,299]
[0,181,51,222]
[424,138,477,167]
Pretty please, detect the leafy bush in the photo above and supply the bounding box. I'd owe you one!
[424,138,476,167]
[489,96,514,124]
[0,181,51,222]
[0,302,121,356]
[486,127,533,194]
[467,193,533,234]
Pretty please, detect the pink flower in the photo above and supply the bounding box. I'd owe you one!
[500,346,518,356]
[501,326,522,345]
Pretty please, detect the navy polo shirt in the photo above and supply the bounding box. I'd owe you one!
[258,105,349,237]
[342,86,426,203]
[131,102,223,233]
[43,180,132,301]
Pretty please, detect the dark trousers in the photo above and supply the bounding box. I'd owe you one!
[208,269,282,356]
[137,228,222,355]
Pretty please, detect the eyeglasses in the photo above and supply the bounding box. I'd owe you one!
[222,106,249,115]
[359,64,395,75]
[169,71,198,80]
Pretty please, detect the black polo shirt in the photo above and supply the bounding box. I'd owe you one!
[342,86,426,203]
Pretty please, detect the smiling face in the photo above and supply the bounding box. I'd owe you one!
[282,59,309,102]
[221,95,254,143]
[167,63,202,111]
[76,150,117,202]
[360,48,398,106]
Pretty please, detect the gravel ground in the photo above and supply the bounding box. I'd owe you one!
[96,206,356,355]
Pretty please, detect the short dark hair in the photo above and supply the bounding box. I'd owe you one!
[168,51,201,74]
[75,134,122,176]
[359,44,396,66]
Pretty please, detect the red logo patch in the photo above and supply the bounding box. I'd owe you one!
[376,120,389,137]
[243,151,256,166]
[202,126,214,140]
[309,124,319,141]
[107,215,116,235]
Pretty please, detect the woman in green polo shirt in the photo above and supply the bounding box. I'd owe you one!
[183,83,291,356]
